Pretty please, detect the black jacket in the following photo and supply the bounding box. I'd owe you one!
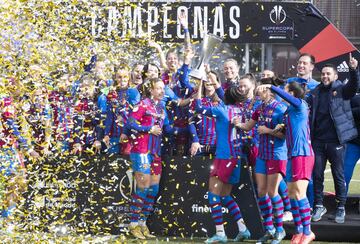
[307,68,359,145]
[350,91,360,145]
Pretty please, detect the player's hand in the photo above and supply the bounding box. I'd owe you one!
[93,140,101,154]
[29,150,40,159]
[204,64,220,89]
[349,52,358,70]
[120,134,128,143]
[178,11,188,29]
[150,125,162,136]
[232,117,241,126]
[190,142,201,157]
[184,47,195,65]
[273,124,285,133]
[72,143,82,155]
[103,135,110,147]
[257,125,271,135]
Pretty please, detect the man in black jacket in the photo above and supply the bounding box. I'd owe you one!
[307,54,359,224]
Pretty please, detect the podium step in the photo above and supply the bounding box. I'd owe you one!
[323,192,360,214]
[283,193,360,242]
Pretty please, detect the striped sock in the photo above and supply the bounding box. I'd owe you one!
[221,195,242,221]
[290,198,303,234]
[208,192,224,235]
[271,195,284,232]
[279,179,291,212]
[258,195,274,231]
[221,195,246,232]
[140,184,159,223]
[130,188,148,224]
[298,198,312,235]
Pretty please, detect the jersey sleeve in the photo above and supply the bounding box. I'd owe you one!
[251,108,261,121]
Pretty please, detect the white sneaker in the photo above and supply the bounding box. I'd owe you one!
[283,211,293,222]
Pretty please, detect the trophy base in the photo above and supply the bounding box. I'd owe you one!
[189,69,207,81]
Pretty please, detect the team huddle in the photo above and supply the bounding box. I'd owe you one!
[0,17,359,244]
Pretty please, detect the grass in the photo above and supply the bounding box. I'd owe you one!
[324,161,360,195]
[0,233,354,244]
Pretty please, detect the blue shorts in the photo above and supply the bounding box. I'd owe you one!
[255,158,266,175]
[107,137,120,154]
[130,153,152,174]
[285,160,292,182]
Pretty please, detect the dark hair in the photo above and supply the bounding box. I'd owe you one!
[299,53,316,64]
[259,76,285,87]
[287,82,306,99]
[322,63,338,74]
[142,63,160,81]
[224,86,241,105]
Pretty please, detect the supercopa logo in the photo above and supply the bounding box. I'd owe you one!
[269,5,286,25]
[119,168,135,201]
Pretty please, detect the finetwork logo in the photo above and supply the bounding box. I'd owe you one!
[270,5,286,25]
[337,61,349,73]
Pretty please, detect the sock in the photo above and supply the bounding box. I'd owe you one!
[208,192,225,236]
[130,188,148,225]
[298,198,312,235]
[271,195,284,233]
[290,198,303,234]
[140,184,159,223]
[279,179,291,212]
[215,224,225,237]
[258,194,274,231]
[221,195,246,232]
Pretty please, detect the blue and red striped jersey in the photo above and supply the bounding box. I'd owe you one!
[252,100,287,160]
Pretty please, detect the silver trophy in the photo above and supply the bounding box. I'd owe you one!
[190,33,223,80]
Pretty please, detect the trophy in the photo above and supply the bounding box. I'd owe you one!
[190,33,223,80]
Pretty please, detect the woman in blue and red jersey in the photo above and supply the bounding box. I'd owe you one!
[258,82,315,244]
[48,73,75,155]
[235,82,288,244]
[188,72,222,157]
[126,79,187,240]
[194,76,251,243]
[101,66,140,155]
[71,75,104,155]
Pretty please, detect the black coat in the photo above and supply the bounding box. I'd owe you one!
[306,68,359,145]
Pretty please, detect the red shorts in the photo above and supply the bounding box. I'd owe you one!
[150,156,162,175]
[266,159,287,176]
[248,145,258,167]
[210,158,240,185]
[120,142,131,155]
[288,156,314,182]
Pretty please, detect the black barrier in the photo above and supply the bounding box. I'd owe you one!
[23,155,263,238]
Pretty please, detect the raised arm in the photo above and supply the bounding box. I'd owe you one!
[267,85,302,108]
[343,54,359,100]
[149,40,168,71]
